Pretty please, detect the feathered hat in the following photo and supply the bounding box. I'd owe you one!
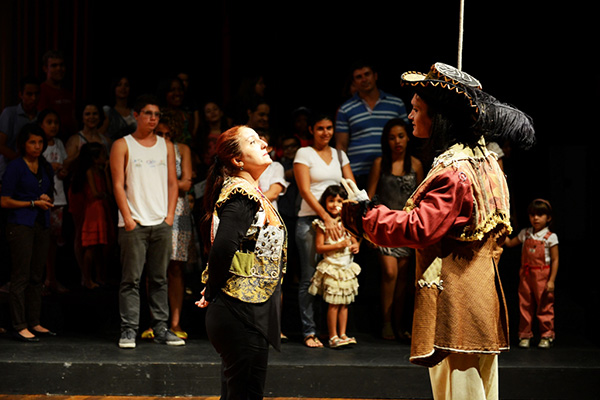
[401,62,536,149]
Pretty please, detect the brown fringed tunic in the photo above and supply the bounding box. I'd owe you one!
[362,142,511,367]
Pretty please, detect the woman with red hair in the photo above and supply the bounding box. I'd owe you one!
[196,125,287,399]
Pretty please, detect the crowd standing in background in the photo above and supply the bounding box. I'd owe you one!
[0,51,553,382]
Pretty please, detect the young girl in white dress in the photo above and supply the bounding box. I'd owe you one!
[308,184,361,348]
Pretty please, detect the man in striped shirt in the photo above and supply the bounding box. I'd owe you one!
[335,62,408,188]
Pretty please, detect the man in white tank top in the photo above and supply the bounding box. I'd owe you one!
[110,94,182,349]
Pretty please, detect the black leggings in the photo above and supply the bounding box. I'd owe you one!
[205,297,269,400]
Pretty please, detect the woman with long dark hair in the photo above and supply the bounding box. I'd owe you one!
[1,123,56,341]
[366,117,424,341]
[196,125,287,399]
[100,76,137,141]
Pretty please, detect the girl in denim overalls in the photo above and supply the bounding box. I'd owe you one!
[505,199,559,349]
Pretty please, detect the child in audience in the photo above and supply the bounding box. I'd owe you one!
[308,184,360,348]
[39,109,69,293]
[69,142,114,289]
[504,199,559,349]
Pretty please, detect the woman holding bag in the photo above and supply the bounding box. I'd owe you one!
[293,112,355,348]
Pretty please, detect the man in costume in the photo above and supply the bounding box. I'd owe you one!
[341,62,535,399]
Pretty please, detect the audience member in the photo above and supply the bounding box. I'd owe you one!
[37,50,77,139]
[365,118,424,341]
[335,60,408,188]
[293,112,355,348]
[198,99,232,140]
[274,106,312,161]
[278,135,302,222]
[109,94,183,349]
[227,74,267,125]
[100,76,137,141]
[0,77,41,291]
[246,95,271,136]
[176,71,201,134]
[155,110,194,340]
[257,132,288,211]
[290,106,312,148]
[308,184,360,348]
[1,123,56,341]
[68,142,114,289]
[157,76,196,146]
[0,76,41,182]
[504,198,559,350]
[39,109,69,294]
[64,102,110,170]
[64,102,110,273]
[194,99,233,172]
[277,134,301,283]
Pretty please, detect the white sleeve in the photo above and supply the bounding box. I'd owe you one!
[547,232,559,247]
[293,146,311,166]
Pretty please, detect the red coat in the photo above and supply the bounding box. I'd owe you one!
[362,143,511,367]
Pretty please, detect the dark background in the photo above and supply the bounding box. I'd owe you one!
[1,0,597,339]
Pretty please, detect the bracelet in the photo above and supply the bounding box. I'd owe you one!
[30,200,35,208]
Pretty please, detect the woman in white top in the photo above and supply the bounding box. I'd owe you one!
[293,112,355,348]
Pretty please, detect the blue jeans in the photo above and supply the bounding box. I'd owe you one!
[118,221,172,332]
[295,216,320,338]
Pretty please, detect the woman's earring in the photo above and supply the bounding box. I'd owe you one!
[240,165,244,171]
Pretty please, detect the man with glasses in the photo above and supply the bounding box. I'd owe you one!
[110,94,183,349]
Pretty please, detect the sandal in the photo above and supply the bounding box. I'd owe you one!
[303,334,323,348]
[328,335,348,349]
[340,334,356,345]
[141,328,154,340]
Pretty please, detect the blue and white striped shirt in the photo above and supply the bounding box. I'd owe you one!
[335,90,408,177]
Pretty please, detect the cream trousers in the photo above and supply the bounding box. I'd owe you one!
[429,353,498,400]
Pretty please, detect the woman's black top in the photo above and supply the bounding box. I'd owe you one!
[207,193,283,351]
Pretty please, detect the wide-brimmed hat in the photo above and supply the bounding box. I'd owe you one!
[401,62,483,115]
[401,62,536,150]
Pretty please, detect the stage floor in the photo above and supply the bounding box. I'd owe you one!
[0,246,598,400]
[0,326,597,400]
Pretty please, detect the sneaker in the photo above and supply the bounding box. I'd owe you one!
[538,337,553,349]
[518,338,530,348]
[119,329,136,349]
[154,327,186,346]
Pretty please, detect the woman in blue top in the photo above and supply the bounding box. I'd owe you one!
[1,123,55,342]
